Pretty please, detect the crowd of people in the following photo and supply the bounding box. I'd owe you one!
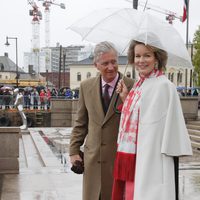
[0,86,79,110]
[177,88,199,97]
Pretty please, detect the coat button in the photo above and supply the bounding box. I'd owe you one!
[97,161,106,163]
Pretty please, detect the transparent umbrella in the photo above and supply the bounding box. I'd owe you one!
[0,86,13,91]
[69,8,192,68]
[24,86,33,92]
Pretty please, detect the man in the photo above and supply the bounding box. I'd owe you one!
[69,41,134,200]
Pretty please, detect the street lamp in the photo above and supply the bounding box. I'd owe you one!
[63,50,66,87]
[5,36,19,87]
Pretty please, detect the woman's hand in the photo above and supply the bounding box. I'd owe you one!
[116,79,128,103]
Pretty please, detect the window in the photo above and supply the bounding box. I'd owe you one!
[180,73,183,83]
[177,72,180,83]
[126,71,131,78]
[168,73,171,80]
[177,71,183,83]
[86,72,91,79]
[171,73,174,82]
[77,72,81,81]
[0,63,4,71]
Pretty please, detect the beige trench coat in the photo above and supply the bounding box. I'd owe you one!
[70,73,134,200]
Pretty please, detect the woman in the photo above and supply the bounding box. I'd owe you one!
[112,40,192,200]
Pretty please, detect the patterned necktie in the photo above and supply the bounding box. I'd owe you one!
[103,84,110,113]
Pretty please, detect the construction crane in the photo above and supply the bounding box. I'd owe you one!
[28,0,42,52]
[37,0,66,72]
[125,0,183,24]
[37,0,65,48]
[27,0,42,74]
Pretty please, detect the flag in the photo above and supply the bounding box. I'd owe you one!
[182,0,189,22]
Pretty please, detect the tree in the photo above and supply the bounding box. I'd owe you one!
[193,25,200,86]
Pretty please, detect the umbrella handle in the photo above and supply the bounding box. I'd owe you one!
[113,93,121,114]
[113,62,130,114]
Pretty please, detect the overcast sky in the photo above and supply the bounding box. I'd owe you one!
[0,0,199,67]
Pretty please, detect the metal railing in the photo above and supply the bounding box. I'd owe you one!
[0,95,78,111]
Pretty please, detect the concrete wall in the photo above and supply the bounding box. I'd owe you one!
[180,97,199,121]
[51,97,199,127]
[0,97,197,128]
[51,99,78,127]
[0,111,51,127]
[0,127,20,174]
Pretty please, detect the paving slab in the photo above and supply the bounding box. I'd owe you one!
[1,171,82,200]
[1,127,200,200]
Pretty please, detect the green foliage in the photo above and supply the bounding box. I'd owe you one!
[193,26,200,86]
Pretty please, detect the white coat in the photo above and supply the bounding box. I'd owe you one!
[134,75,192,200]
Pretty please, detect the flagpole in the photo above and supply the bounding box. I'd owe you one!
[185,0,190,94]
[186,0,189,49]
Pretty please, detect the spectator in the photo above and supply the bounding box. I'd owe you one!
[65,88,73,99]
[51,88,58,98]
[73,89,79,99]
[31,88,39,109]
[24,90,31,109]
[3,89,11,109]
[46,88,51,109]
[39,89,46,110]
[193,88,199,96]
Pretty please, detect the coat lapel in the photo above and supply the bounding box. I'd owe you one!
[103,73,123,124]
[90,73,133,125]
[102,89,119,124]
[90,75,105,124]
[103,73,133,124]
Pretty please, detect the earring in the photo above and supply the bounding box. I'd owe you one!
[154,62,158,69]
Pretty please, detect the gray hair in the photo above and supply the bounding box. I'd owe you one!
[93,41,118,63]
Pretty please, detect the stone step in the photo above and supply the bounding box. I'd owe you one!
[21,134,44,168]
[190,134,200,142]
[188,129,200,136]
[187,120,200,126]
[187,124,200,130]
[191,141,200,149]
[29,130,63,168]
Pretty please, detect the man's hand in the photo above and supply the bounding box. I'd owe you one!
[70,154,83,165]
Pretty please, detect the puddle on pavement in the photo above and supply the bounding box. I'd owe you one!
[38,130,71,172]
[38,129,200,198]
[180,171,200,200]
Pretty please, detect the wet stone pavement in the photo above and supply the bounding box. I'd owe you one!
[179,152,200,200]
[0,127,200,200]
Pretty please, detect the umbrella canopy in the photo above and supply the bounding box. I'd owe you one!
[24,86,33,92]
[0,86,13,91]
[69,8,192,68]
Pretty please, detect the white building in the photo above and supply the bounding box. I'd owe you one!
[69,55,193,90]
[23,51,46,74]
[23,44,93,74]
